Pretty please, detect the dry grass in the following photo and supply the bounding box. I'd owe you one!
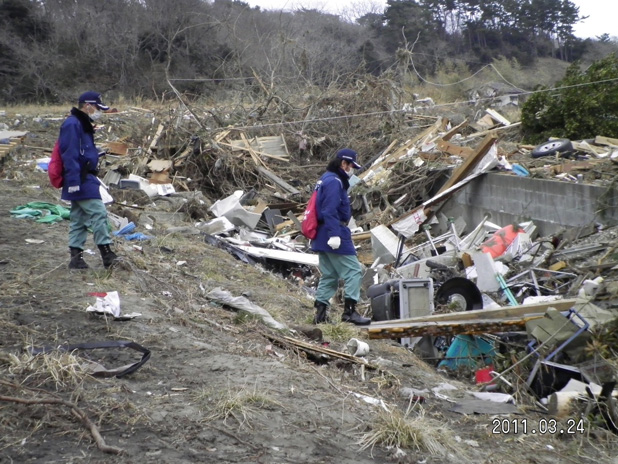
[5,350,92,391]
[199,384,282,428]
[357,400,458,457]
[319,321,361,343]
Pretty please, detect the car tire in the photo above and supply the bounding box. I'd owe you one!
[435,277,483,312]
[531,139,573,158]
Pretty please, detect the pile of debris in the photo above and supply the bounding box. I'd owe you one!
[3,101,618,433]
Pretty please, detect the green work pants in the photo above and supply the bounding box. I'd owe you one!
[68,199,112,249]
[315,252,363,305]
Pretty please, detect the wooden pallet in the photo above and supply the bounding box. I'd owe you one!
[0,137,23,165]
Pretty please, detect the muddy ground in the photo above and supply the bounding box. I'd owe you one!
[1,113,617,464]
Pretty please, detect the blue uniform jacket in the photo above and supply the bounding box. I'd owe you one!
[310,169,356,255]
[59,109,101,202]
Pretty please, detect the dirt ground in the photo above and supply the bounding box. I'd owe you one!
[1,118,617,464]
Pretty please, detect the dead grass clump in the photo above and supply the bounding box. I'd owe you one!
[201,384,282,428]
[6,351,91,391]
[357,402,456,457]
[319,321,361,343]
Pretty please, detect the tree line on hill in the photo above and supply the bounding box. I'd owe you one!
[0,0,611,105]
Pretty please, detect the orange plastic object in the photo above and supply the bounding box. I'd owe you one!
[480,224,523,259]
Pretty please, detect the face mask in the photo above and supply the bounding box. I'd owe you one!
[90,109,102,121]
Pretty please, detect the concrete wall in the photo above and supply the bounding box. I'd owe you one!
[441,172,618,236]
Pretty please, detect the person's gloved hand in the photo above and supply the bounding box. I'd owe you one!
[68,185,80,193]
[327,236,341,250]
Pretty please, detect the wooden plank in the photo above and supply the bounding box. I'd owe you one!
[366,316,542,339]
[266,334,379,370]
[365,298,578,340]
[367,298,578,327]
[214,129,232,143]
[234,244,319,266]
[104,141,129,156]
[257,167,301,195]
[571,141,607,155]
[594,135,618,147]
[462,122,521,142]
[436,135,497,194]
[440,119,468,142]
[241,132,267,168]
[351,232,372,241]
[486,108,511,126]
[218,140,289,161]
[436,139,474,158]
[267,334,378,368]
[275,218,295,232]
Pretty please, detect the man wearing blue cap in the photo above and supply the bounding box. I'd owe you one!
[58,91,120,269]
[310,148,370,326]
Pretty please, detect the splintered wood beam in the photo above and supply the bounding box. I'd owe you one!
[437,134,496,194]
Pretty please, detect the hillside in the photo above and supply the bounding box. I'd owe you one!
[1,103,617,464]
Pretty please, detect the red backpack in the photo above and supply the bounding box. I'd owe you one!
[48,140,63,188]
[301,181,321,239]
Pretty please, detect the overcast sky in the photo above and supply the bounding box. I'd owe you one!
[244,0,615,39]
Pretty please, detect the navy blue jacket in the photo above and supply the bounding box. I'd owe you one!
[310,168,356,255]
[59,108,101,202]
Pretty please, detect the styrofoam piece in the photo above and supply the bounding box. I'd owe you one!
[472,251,501,292]
[210,190,261,230]
[210,190,243,217]
[196,217,235,235]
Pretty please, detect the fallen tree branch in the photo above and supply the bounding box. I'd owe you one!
[0,388,124,455]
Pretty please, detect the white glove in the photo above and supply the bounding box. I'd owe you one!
[327,236,341,250]
[68,185,80,193]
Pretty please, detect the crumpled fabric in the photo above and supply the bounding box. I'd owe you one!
[111,222,152,241]
[10,202,70,223]
[122,232,152,241]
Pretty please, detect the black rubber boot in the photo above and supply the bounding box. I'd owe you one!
[342,298,371,326]
[97,244,119,269]
[69,247,89,270]
[313,300,329,324]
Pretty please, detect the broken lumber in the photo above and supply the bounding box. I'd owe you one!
[595,136,618,147]
[364,298,579,340]
[360,117,446,181]
[436,139,474,158]
[257,167,300,196]
[437,135,497,193]
[266,333,378,369]
[462,122,521,142]
[390,135,497,237]
[440,119,469,142]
